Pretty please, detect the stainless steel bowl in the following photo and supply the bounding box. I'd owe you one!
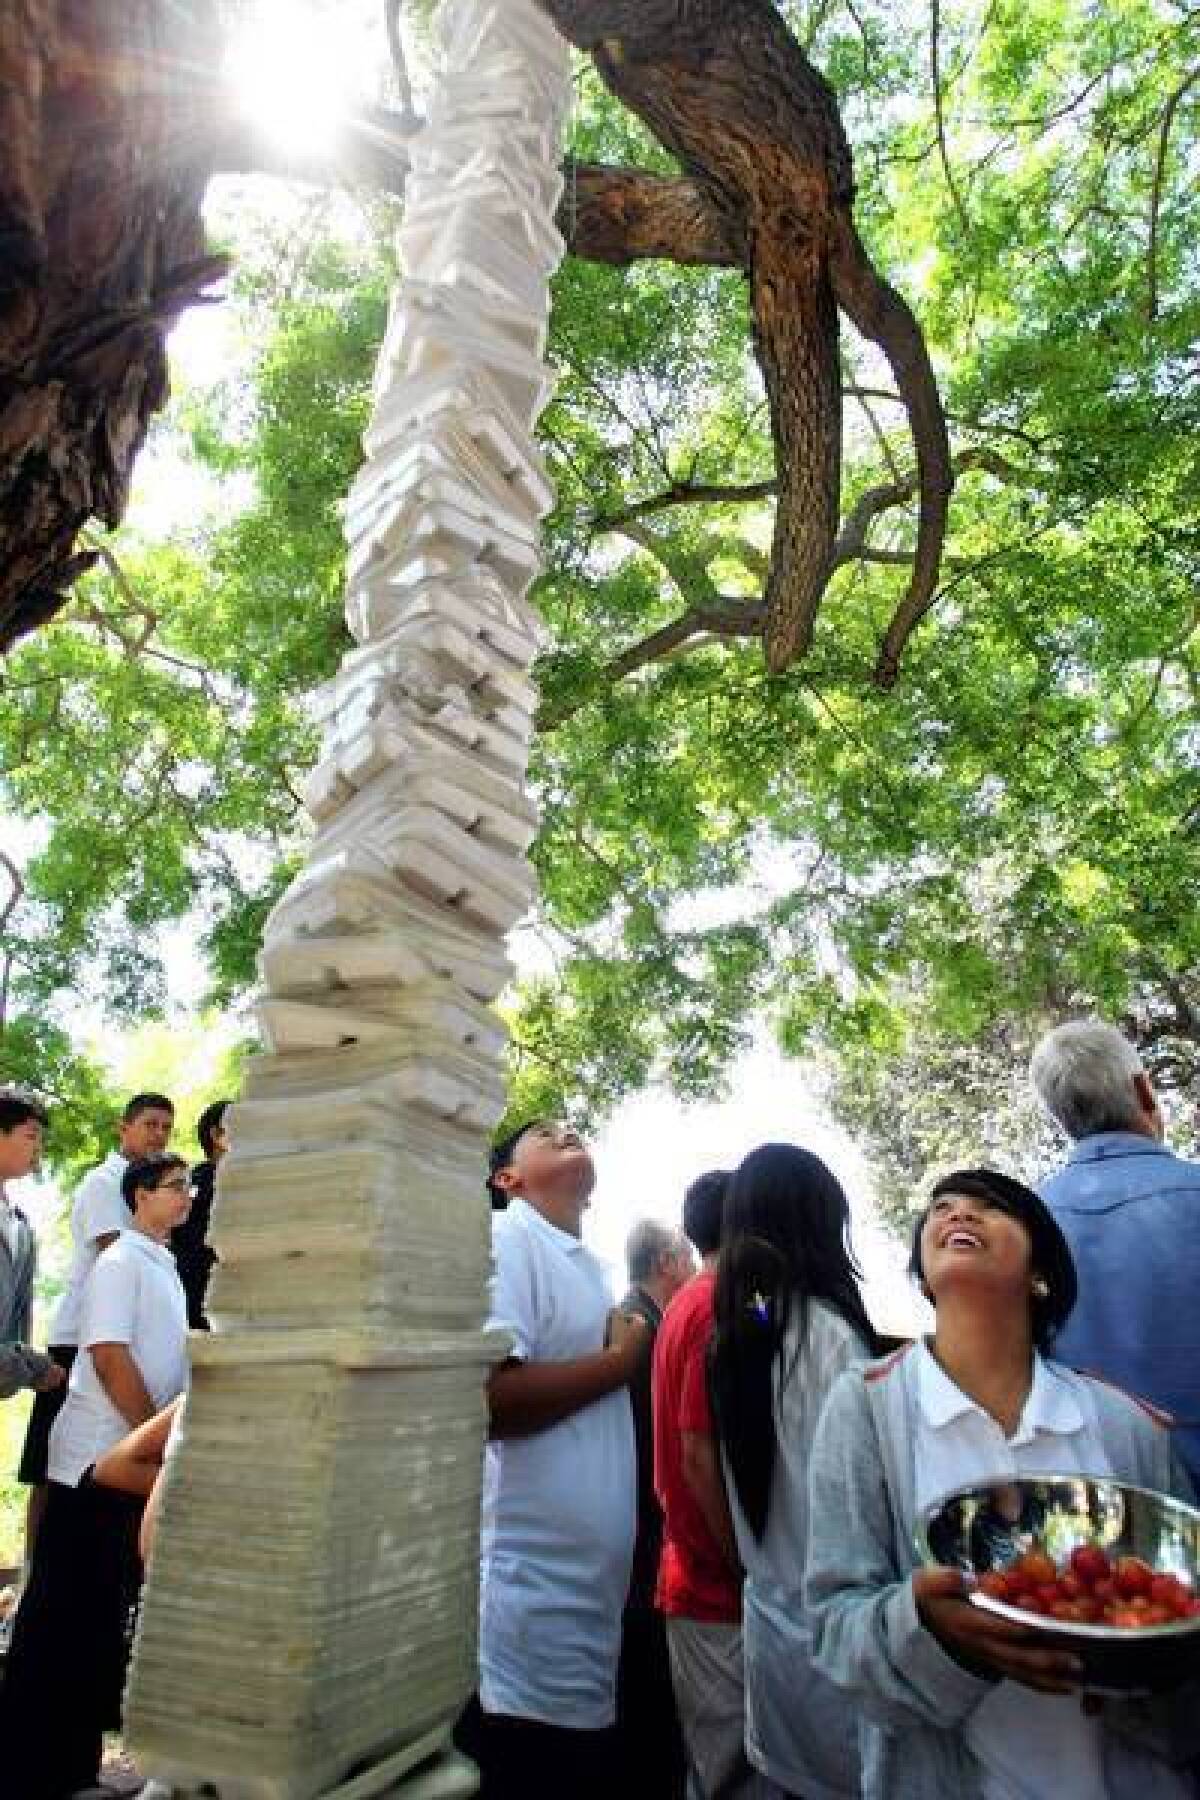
[917,1476,1200,1693]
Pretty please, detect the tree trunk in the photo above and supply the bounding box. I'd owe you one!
[0,1,226,651]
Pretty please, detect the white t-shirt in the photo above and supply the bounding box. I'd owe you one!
[914,1344,1190,1800]
[49,1230,188,1487]
[50,1151,129,1345]
[480,1198,636,1730]
[726,1303,870,1798]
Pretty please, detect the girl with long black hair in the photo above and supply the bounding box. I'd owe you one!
[710,1142,879,1800]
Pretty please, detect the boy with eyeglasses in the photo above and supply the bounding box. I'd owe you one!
[19,1090,175,1552]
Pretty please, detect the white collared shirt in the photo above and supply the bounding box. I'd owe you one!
[480,1198,636,1729]
[49,1229,188,1487]
[50,1150,130,1346]
[913,1341,1111,1518]
[912,1343,1179,1800]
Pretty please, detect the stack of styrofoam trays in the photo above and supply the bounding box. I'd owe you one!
[224,1087,488,1165]
[409,138,565,228]
[359,366,552,525]
[303,726,539,858]
[310,626,537,748]
[258,915,511,1012]
[401,173,565,286]
[398,206,550,322]
[302,796,534,939]
[306,679,539,804]
[127,1333,504,1800]
[344,488,540,599]
[432,35,572,126]
[208,1135,493,1329]
[261,851,512,997]
[314,629,537,762]
[407,117,565,215]
[307,655,536,781]
[344,436,550,564]
[258,978,508,1059]
[348,384,553,533]
[428,58,569,138]
[343,464,542,597]
[346,564,549,659]
[240,1008,509,1114]
[359,351,547,481]
[364,303,553,441]
[440,0,572,79]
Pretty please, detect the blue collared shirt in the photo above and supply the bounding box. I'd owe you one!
[1040,1131,1200,1481]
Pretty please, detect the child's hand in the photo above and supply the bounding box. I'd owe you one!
[606,1308,652,1375]
[914,1566,1084,1694]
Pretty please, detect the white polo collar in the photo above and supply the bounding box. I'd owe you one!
[122,1226,177,1271]
[510,1196,588,1255]
[916,1340,1085,1444]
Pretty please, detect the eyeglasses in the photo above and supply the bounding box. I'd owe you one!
[157,1177,192,1194]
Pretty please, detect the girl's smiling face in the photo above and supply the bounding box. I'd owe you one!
[919,1188,1036,1311]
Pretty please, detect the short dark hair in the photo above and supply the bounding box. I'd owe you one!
[0,1089,48,1135]
[683,1170,729,1256]
[486,1119,544,1211]
[121,1152,189,1211]
[909,1167,1078,1350]
[123,1092,175,1124]
[197,1099,232,1161]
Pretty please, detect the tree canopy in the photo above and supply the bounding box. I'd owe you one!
[2,0,1199,1212]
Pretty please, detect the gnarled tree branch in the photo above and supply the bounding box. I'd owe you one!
[560,161,747,266]
[534,0,952,679]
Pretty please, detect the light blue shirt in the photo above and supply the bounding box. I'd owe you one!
[480,1199,636,1729]
[1040,1132,1200,1482]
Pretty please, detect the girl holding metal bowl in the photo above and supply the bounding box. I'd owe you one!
[805,1167,1199,1799]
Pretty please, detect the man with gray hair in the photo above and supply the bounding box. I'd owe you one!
[1031,1017,1200,1481]
[616,1218,693,1793]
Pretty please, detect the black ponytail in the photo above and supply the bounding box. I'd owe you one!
[710,1144,878,1541]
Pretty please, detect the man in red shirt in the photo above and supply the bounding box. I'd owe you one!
[652,1170,753,1799]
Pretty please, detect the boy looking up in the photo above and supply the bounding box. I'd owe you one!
[457,1120,650,1800]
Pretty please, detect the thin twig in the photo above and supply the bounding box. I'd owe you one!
[597,477,778,531]
[930,0,970,234]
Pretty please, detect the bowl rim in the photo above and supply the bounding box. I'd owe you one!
[916,1472,1200,1643]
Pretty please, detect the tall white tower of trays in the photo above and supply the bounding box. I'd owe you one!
[124,4,572,1794]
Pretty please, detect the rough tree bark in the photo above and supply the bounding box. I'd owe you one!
[532,0,954,680]
[0,1,227,652]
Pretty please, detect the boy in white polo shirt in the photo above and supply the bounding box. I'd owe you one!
[0,1150,191,1799]
[18,1090,175,1553]
[455,1120,651,1800]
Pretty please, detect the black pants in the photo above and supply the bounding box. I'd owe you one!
[17,1345,76,1483]
[0,1476,144,1799]
[616,1605,688,1797]
[454,1695,618,1800]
